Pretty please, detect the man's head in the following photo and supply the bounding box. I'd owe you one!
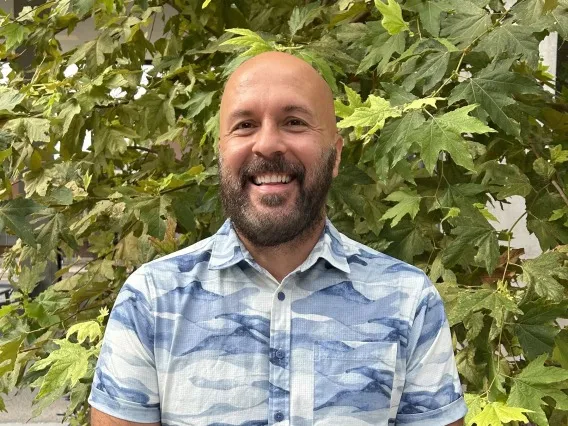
[218,51,342,247]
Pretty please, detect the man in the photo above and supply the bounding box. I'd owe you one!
[89,52,467,425]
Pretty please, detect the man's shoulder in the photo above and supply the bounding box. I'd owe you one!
[141,234,217,274]
[334,229,428,287]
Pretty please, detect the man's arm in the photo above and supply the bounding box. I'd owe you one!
[447,419,464,426]
[91,407,160,426]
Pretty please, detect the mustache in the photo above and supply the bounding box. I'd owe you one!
[239,156,305,187]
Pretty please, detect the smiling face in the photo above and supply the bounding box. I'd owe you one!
[218,52,342,247]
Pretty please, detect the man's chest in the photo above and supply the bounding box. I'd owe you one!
[150,276,412,426]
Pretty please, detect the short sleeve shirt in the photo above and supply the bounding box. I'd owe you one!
[89,219,467,425]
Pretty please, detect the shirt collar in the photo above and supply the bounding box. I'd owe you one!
[209,218,351,275]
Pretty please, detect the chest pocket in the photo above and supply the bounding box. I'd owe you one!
[313,340,397,426]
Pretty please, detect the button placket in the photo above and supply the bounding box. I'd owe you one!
[268,278,293,425]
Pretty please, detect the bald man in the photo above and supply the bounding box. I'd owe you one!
[90,52,466,426]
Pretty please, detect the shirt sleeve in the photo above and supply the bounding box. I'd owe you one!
[395,275,467,425]
[88,267,161,423]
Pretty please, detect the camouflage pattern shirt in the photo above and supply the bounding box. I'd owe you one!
[89,219,467,426]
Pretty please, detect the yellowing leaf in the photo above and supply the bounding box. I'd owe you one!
[374,0,409,35]
[66,321,102,344]
[403,97,444,111]
[29,339,90,400]
[382,190,421,227]
[470,401,531,426]
[337,95,401,135]
[202,0,212,8]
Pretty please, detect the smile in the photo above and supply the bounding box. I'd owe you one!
[251,174,293,185]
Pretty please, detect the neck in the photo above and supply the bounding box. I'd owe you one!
[236,218,326,282]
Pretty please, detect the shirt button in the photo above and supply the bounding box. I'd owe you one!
[276,349,285,359]
[277,291,285,301]
[274,411,284,422]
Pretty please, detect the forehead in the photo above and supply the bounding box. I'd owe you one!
[221,63,325,119]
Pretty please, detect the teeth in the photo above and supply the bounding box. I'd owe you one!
[253,174,292,185]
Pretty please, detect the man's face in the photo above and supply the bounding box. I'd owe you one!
[218,55,342,247]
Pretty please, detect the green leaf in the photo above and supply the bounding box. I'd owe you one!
[479,162,532,200]
[474,23,540,68]
[372,110,425,170]
[533,158,555,180]
[202,0,212,8]
[66,320,102,344]
[0,198,43,245]
[6,118,51,142]
[337,94,401,135]
[508,354,568,426]
[514,322,559,360]
[70,0,95,16]
[29,339,90,400]
[449,65,542,136]
[357,31,406,74]
[0,22,31,51]
[0,336,24,376]
[527,193,568,250]
[470,401,531,426]
[446,288,521,327]
[374,0,410,35]
[520,252,568,301]
[13,261,47,295]
[552,329,568,368]
[289,3,323,37]
[382,190,421,227]
[221,28,273,57]
[0,87,25,115]
[409,105,495,173]
[398,39,452,94]
[440,0,491,47]
[464,393,485,426]
[405,0,453,36]
[127,195,171,239]
[383,220,428,262]
[442,204,501,273]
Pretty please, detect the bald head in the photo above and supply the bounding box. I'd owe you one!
[219,51,337,139]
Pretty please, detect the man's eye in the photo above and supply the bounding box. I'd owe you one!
[286,119,306,126]
[234,122,254,131]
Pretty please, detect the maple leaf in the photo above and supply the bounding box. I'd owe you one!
[469,401,531,426]
[29,339,91,400]
[66,321,102,344]
[289,3,323,37]
[0,198,43,245]
[337,94,401,135]
[374,0,410,35]
[404,0,453,36]
[358,31,406,74]
[382,190,422,227]
[446,288,521,327]
[474,22,540,68]
[520,252,568,301]
[408,104,496,173]
[0,87,25,115]
[508,354,568,426]
[372,110,425,169]
[398,39,455,94]
[440,0,492,47]
[448,63,542,136]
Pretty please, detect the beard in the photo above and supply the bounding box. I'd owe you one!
[219,148,337,247]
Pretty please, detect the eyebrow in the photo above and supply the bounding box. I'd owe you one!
[228,105,315,122]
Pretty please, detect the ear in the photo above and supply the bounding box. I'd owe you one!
[332,134,343,178]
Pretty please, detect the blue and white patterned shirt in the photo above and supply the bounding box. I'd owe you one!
[89,219,467,425]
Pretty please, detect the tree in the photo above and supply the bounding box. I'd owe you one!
[0,0,567,424]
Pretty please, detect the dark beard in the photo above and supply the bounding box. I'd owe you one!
[218,149,336,247]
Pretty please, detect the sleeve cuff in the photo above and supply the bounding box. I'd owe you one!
[88,386,161,423]
[396,395,468,426]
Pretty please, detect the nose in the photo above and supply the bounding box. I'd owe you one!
[252,122,287,159]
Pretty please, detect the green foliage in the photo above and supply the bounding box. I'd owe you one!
[0,0,567,424]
